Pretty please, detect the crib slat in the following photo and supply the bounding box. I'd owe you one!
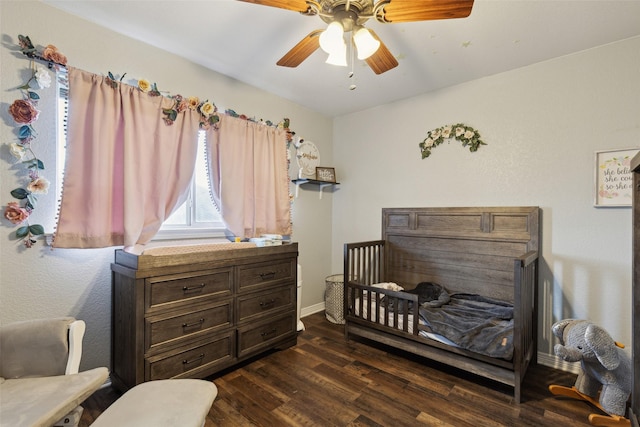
[383,296,390,327]
[402,295,409,332]
[392,297,399,329]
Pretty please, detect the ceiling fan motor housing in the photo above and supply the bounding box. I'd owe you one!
[318,0,375,29]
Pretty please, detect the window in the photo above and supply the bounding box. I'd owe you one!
[155,131,226,239]
[57,74,225,241]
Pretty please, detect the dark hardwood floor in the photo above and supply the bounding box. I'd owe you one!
[80,312,601,426]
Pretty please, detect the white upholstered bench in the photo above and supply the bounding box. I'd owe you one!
[91,379,217,427]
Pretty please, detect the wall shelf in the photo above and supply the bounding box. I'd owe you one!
[292,179,339,199]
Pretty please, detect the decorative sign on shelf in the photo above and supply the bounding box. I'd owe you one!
[296,140,320,179]
[594,147,639,207]
[315,167,336,183]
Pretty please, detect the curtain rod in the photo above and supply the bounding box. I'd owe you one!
[22,51,67,70]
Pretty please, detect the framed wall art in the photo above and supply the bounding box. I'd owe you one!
[315,167,336,183]
[594,148,639,207]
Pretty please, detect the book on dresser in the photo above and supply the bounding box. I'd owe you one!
[110,242,299,392]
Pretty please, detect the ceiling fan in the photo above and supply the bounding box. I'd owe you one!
[237,0,475,75]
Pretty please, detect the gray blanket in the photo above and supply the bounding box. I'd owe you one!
[405,282,514,360]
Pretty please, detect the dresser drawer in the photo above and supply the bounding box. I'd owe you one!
[237,313,296,358]
[237,284,295,324]
[237,259,295,293]
[146,301,232,353]
[146,332,234,380]
[146,268,233,312]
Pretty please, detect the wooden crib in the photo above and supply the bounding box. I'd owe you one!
[343,206,540,403]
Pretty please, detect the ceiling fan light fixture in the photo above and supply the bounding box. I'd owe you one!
[319,21,344,54]
[325,40,348,66]
[353,26,380,60]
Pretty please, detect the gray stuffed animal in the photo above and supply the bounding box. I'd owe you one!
[552,319,632,417]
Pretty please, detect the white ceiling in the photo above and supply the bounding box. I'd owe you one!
[44,0,640,118]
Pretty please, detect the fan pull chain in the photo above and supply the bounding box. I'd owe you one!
[348,37,356,91]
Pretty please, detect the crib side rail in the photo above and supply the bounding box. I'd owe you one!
[345,282,420,337]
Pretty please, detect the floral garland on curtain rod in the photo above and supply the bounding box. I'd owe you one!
[4,35,67,248]
[419,123,486,159]
[105,72,293,135]
[4,34,295,249]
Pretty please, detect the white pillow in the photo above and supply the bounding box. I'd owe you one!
[371,282,404,292]
[360,282,404,300]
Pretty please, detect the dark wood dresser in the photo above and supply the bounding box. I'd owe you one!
[632,153,640,427]
[110,242,298,392]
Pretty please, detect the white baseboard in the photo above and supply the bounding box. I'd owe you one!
[301,302,325,318]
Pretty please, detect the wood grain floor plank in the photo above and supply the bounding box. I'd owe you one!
[376,383,497,427]
[272,361,363,405]
[312,362,371,393]
[346,414,386,427]
[351,386,429,427]
[218,390,285,426]
[205,384,255,427]
[296,340,357,368]
[225,374,286,411]
[272,402,339,426]
[249,360,361,425]
[415,411,458,426]
[227,364,292,404]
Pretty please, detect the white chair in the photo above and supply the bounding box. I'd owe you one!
[0,317,109,427]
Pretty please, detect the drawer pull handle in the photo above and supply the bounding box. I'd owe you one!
[182,318,205,328]
[261,328,277,338]
[182,283,205,293]
[259,299,276,309]
[182,353,205,365]
[259,272,276,280]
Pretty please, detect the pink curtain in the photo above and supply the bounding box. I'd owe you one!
[205,115,292,238]
[53,67,199,248]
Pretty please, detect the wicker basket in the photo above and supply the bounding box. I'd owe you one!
[324,274,345,324]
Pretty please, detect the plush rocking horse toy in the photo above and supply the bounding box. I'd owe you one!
[549,319,632,427]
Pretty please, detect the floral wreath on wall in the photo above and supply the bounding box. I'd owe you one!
[5,35,295,249]
[419,123,486,159]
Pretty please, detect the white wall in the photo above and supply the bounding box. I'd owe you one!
[0,1,333,370]
[332,36,640,357]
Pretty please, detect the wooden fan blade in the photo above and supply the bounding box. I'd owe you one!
[277,30,322,67]
[364,30,398,75]
[236,0,313,14]
[378,0,474,23]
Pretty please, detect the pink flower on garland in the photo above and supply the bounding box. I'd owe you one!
[42,44,67,65]
[9,99,39,125]
[4,202,30,225]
